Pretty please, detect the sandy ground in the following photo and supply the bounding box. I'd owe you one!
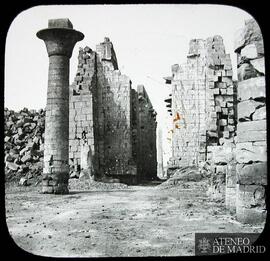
[5,180,264,257]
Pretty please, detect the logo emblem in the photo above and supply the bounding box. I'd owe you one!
[198,237,211,253]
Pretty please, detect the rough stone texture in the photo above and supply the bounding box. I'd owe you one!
[234,19,263,53]
[157,128,165,178]
[237,100,263,120]
[236,130,266,143]
[236,162,267,185]
[237,77,265,101]
[164,35,238,215]
[235,143,266,163]
[69,38,157,184]
[4,108,45,181]
[237,63,259,81]
[237,120,266,132]
[136,85,157,181]
[250,57,265,74]
[252,106,266,121]
[236,184,267,224]
[165,39,207,168]
[234,19,267,224]
[240,43,258,59]
[207,146,233,164]
[37,19,84,194]
[225,187,236,213]
[165,35,236,171]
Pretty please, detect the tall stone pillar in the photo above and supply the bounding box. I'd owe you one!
[37,19,84,194]
[234,19,267,223]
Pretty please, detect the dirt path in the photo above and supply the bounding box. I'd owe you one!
[5,181,263,257]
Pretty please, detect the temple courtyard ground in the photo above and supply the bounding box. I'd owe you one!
[5,179,264,257]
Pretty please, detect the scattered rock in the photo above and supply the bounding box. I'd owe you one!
[19,178,28,186]
[4,108,45,182]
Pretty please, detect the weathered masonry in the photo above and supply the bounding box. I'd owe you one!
[69,37,157,184]
[234,19,266,223]
[165,35,236,169]
[164,19,267,224]
[37,18,84,194]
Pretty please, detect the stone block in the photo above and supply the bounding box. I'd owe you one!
[237,76,265,101]
[216,165,227,173]
[253,141,266,146]
[19,177,28,186]
[237,100,264,120]
[234,19,263,53]
[252,106,266,121]
[235,143,266,163]
[250,57,265,75]
[236,184,266,224]
[240,43,258,59]
[227,125,235,132]
[237,184,266,208]
[228,118,234,125]
[236,205,266,224]
[237,120,266,132]
[226,88,234,95]
[234,27,246,52]
[207,130,218,137]
[236,162,267,185]
[236,130,266,143]
[221,108,228,115]
[219,119,227,126]
[21,154,32,163]
[226,187,236,213]
[237,63,258,81]
[220,89,227,95]
[42,186,54,193]
[6,162,19,171]
[211,146,233,164]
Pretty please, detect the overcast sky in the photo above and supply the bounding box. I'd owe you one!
[5,4,253,164]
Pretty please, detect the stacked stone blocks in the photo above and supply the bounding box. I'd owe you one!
[69,38,157,184]
[234,19,267,223]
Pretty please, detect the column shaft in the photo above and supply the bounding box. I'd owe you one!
[43,55,70,194]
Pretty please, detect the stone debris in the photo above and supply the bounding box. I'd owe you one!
[4,107,45,182]
[159,166,204,188]
[68,178,129,191]
[19,177,28,186]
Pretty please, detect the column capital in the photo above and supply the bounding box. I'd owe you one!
[37,18,84,58]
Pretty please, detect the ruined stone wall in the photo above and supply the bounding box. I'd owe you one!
[69,47,97,175]
[204,36,237,204]
[168,39,207,168]
[69,38,157,183]
[95,38,136,182]
[234,19,267,223]
[137,85,157,181]
[167,36,236,172]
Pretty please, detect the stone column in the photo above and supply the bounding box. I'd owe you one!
[37,18,84,194]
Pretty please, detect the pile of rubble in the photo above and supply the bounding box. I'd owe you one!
[159,166,207,189]
[4,107,45,182]
[69,178,129,191]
